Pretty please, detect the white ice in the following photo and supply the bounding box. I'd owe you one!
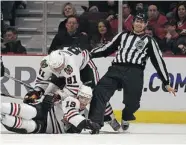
[1,123,186,145]
[1,98,186,145]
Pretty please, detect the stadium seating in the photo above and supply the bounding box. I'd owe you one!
[15,1,88,54]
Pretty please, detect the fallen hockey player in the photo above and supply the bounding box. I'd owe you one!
[1,85,101,134]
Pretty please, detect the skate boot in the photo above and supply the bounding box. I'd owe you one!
[121,120,129,131]
[108,118,121,131]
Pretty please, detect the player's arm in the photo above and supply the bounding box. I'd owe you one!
[24,58,65,103]
[62,97,100,132]
[90,32,124,58]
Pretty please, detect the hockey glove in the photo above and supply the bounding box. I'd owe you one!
[23,89,41,104]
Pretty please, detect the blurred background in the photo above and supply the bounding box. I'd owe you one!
[1,1,186,56]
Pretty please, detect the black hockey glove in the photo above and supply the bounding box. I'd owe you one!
[23,88,43,104]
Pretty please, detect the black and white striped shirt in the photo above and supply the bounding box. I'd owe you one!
[91,31,169,85]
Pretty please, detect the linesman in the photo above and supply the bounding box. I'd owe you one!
[88,13,176,133]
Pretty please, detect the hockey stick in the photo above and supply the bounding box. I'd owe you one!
[1,93,23,100]
[4,73,34,89]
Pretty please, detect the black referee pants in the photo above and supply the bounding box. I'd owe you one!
[88,64,144,126]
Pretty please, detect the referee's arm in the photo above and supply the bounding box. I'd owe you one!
[148,38,170,86]
[91,32,123,58]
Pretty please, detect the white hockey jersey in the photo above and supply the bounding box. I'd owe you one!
[46,96,86,133]
[35,47,90,95]
[62,96,86,128]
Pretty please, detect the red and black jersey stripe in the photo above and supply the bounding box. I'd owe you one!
[64,108,79,122]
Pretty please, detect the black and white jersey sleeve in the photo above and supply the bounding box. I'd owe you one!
[147,38,170,86]
[91,32,124,58]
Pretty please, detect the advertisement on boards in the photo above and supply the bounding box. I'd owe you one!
[1,56,186,111]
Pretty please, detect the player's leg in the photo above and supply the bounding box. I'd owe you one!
[1,103,37,120]
[84,61,120,131]
[88,66,121,127]
[1,114,38,133]
[121,67,144,130]
[104,102,121,131]
[1,113,46,133]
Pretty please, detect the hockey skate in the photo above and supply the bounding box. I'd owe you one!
[121,120,129,131]
[108,118,121,131]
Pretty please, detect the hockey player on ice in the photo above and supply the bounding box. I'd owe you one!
[1,85,101,134]
[23,47,121,131]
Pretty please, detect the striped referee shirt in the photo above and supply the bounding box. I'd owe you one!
[91,31,169,86]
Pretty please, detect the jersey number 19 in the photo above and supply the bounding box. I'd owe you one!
[66,101,76,107]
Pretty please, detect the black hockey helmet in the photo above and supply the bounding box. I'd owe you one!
[134,13,147,23]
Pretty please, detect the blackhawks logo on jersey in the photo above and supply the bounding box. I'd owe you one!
[64,65,73,75]
[40,59,48,68]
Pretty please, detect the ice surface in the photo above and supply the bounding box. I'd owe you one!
[1,97,186,145]
[1,123,186,145]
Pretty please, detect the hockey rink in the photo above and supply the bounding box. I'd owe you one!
[1,123,186,145]
[1,97,186,144]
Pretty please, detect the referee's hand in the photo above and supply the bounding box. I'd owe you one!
[166,85,177,96]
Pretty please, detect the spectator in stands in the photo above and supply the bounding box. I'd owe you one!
[1,27,27,54]
[1,1,15,26]
[58,2,77,33]
[147,4,168,51]
[145,25,154,37]
[15,1,27,9]
[121,3,134,32]
[165,20,186,55]
[147,4,168,40]
[166,2,177,20]
[58,2,89,34]
[175,2,186,31]
[91,19,114,48]
[49,16,91,54]
[108,2,133,34]
[88,1,118,16]
[1,12,8,39]
[134,3,144,15]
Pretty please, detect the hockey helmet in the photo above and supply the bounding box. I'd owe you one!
[48,50,65,73]
[77,85,92,109]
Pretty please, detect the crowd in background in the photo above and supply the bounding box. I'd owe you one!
[1,1,186,56]
[1,1,27,54]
